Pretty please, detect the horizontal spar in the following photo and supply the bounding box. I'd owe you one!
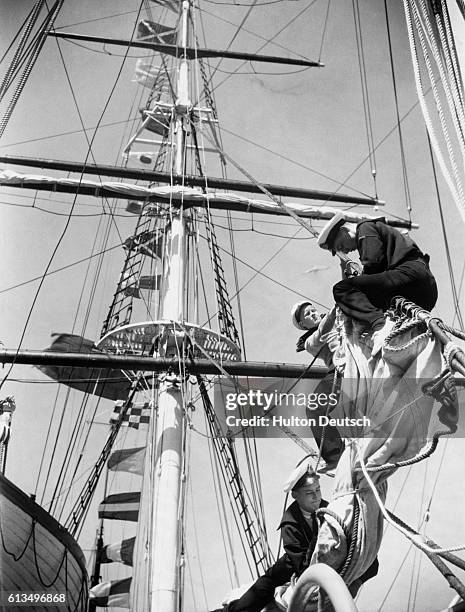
[0,155,381,205]
[48,31,323,67]
[0,166,416,228]
[0,350,328,379]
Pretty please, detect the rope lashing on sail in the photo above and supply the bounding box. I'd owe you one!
[358,365,458,474]
[316,498,360,579]
[391,296,465,376]
[302,501,360,608]
[433,320,465,341]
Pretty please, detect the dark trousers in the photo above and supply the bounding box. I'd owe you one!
[333,259,437,327]
[307,371,344,466]
[228,554,294,612]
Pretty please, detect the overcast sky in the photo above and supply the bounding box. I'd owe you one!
[1,1,465,611]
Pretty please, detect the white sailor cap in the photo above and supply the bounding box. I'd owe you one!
[283,460,319,493]
[317,212,347,254]
[291,301,314,330]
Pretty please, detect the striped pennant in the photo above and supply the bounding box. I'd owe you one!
[99,537,135,567]
[98,492,140,522]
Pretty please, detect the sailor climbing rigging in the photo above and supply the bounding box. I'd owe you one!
[317,213,438,335]
[218,463,327,612]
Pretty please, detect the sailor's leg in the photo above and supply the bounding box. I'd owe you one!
[228,555,293,612]
[333,261,437,327]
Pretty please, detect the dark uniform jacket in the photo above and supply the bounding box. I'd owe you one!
[278,499,328,576]
[356,218,425,274]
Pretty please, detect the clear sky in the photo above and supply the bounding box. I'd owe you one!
[1,1,465,611]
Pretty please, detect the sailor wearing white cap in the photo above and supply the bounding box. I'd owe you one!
[223,461,326,612]
[317,212,350,255]
[291,304,345,470]
[317,214,438,333]
[291,300,322,333]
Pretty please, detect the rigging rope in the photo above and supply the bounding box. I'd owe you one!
[416,0,465,171]
[383,0,413,217]
[0,0,45,102]
[426,132,465,330]
[351,0,378,199]
[357,443,465,556]
[402,0,465,225]
[0,0,64,138]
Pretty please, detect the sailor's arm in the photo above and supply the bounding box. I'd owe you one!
[357,221,386,274]
[281,523,310,576]
[303,307,337,355]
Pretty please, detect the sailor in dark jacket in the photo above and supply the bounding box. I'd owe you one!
[226,464,326,612]
[318,213,438,332]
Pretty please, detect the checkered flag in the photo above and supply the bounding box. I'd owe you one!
[110,400,151,429]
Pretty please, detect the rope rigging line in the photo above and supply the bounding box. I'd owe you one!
[62,372,145,537]
[208,0,259,83]
[200,232,329,308]
[440,0,465,107]
[402,0,465,225]
[195,126,318,236]
[54,391,109,523]
[0,0,64,138]
[0,2,147,393]
[426,131,465,331]
[318,0,331,63]
[408,462,429,611]
[196,374,274,576]
[383,0,413,218]
[431,1,465,142]
[198,5,313,62]
[415,0,465,168]
[219,125,376,201]
[0,0,46,101]
[204,0,321,95]
[351,0,378,200]
[50,384,103,519]
[0,4,37,65]
[202,410,241,587]
[357,443,465,556]
[191,12,252,361]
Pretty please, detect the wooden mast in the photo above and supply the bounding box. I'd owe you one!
[148,2,190,610]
